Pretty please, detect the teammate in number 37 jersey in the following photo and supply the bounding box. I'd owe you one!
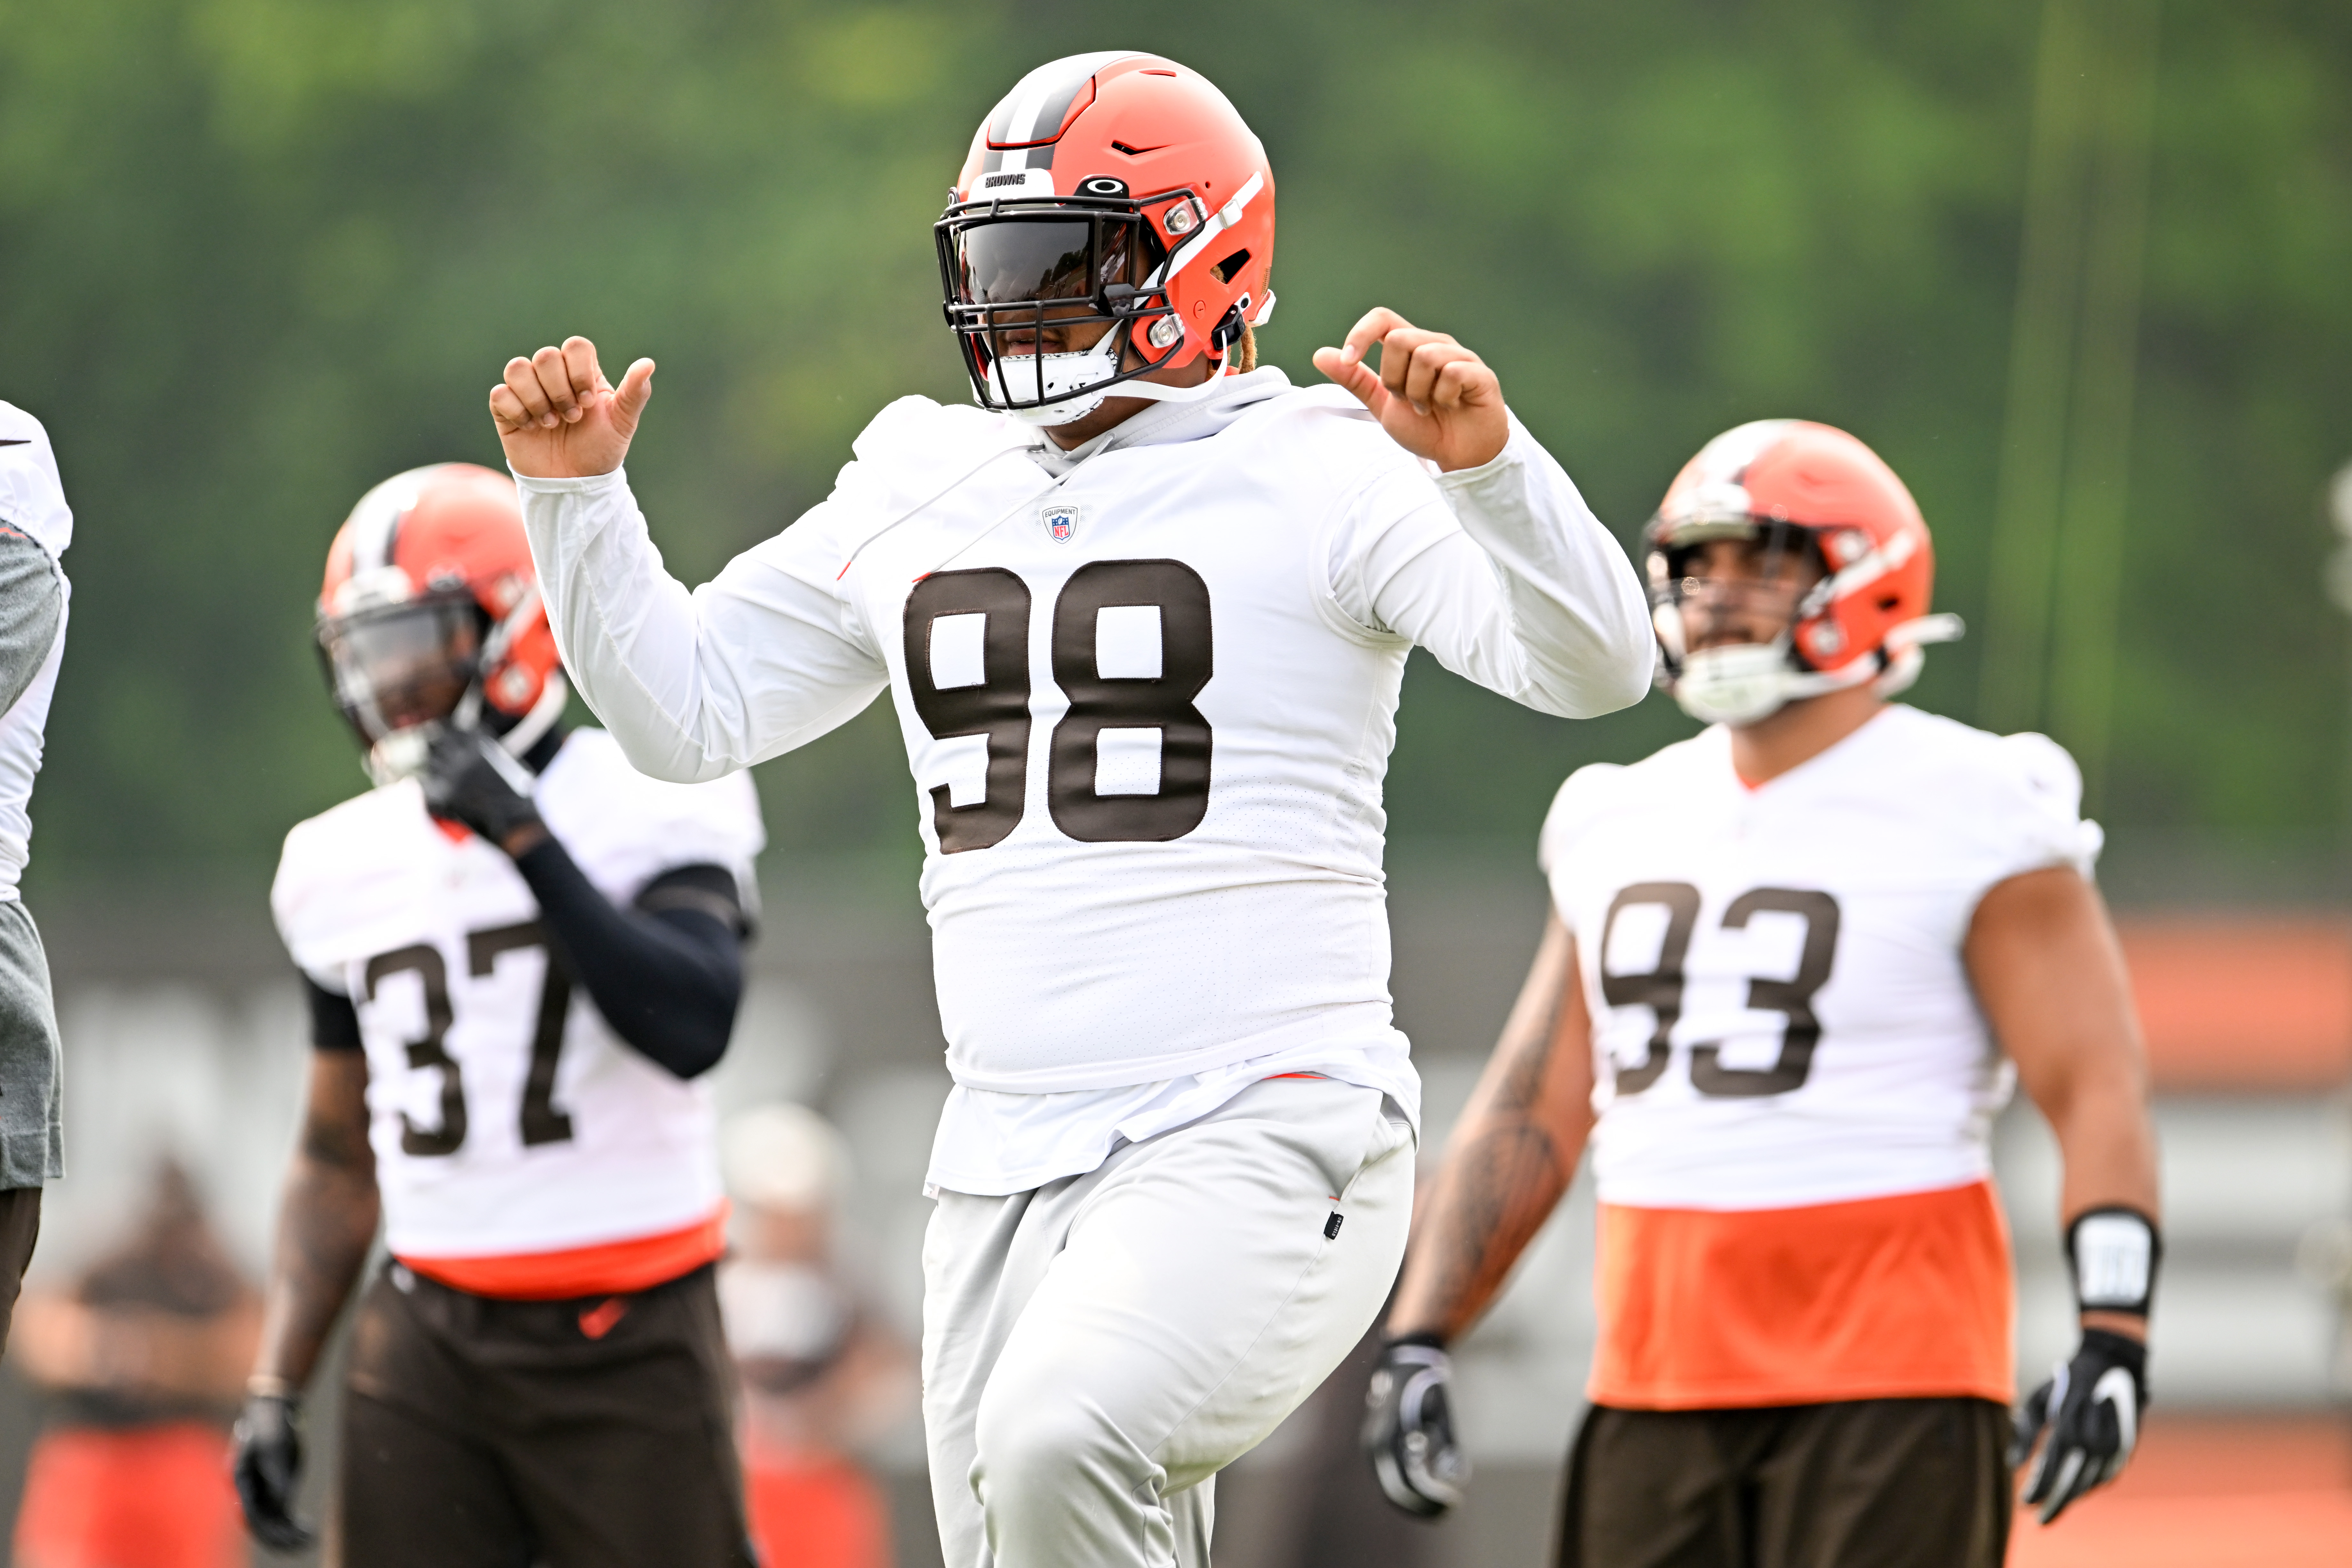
[232,466,766,1567]
[1370,421,2163,1567]
[488,52,1652,1568]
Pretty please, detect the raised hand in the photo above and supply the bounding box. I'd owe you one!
[421,725,547,856]
[489,336,655,479]
[1313,308,1509,473]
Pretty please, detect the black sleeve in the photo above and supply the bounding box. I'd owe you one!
[303,976,364,1052]
[508,838,746,1081]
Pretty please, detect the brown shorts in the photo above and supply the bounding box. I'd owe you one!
[1557,1397,2012,1568]
[337,1260,753,1568]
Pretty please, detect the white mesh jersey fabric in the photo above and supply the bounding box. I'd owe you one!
[834,388,1628,1100]
[270,729,764,1257]
[1541,704,2101,1211]
[520,374,1652,1193]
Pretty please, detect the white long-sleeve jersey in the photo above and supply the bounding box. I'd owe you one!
[521,369,1652,1192]
[0,403,70,903]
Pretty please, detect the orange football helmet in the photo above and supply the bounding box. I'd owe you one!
[1644,420,1962,724]
[316,463,566,781]
[936,52,1276,425]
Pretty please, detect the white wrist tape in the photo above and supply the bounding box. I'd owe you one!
[2068,1208,2159,1316]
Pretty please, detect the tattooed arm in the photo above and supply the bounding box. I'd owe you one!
[1388,910,1597,1341]
[251,1050,379,1392]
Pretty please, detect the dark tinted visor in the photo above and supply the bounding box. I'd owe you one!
[954,217,1151,307]
[1654,524,1822,588]
[317,595,482,742]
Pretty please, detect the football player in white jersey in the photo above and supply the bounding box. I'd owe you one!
[1364,421,2163,1565]
[484,51,1652,1568]
[230,465,766,1566]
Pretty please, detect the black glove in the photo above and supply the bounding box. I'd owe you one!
[421,724,544,849]
[1363,1334,1469,1517]
[232,1391,316,1550]
[2011,1327,2147,1524]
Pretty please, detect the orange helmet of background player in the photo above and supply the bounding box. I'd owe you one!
[936,52,1276,425]
[1644,420,1962,725]
[316,463,566,781]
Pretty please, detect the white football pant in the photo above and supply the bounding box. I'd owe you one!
[920,1076,1416,1568]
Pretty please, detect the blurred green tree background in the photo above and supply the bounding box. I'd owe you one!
[0,0,2346,891]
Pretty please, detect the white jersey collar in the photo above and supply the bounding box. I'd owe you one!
[1024,366,1295,478]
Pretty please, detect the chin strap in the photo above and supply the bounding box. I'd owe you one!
[1104,360,1242,404]
[1007,354,1241,428]
[364,672,567,788]
[1672,613,1967,726]
[1000,279,1261,429]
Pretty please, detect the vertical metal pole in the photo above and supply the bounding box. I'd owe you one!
[1978,0,2162,815]
[1979,0,2092,736]
[2048,0,2161,812]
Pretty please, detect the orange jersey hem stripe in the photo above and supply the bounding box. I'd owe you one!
[397,1204,729,1301]
[1589,1179,2014,1411]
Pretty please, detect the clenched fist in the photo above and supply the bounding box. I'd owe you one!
[1312,308,1510,473]
[489,336,655,478]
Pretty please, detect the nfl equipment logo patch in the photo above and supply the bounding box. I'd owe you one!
[1042,502,1080,543]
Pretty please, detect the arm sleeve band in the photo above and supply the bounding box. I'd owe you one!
[2066,1206,2161,1316]
[632,862,755,939]
[509,838,746,1081]
[303,976,364,1052]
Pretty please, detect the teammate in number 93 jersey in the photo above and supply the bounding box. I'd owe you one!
[490,52,1652,1568]
[1550,715,2094,1217]
[1370,421,2163,1567]
[232,464,766,1567]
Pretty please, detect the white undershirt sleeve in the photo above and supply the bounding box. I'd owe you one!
[516,468,889,783]
[1337,413,1654,718]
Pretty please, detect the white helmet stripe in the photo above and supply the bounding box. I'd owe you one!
[986,52,1140,147]
[1001,76,1061,146]
[342,465,443,576]
[1692,419,1800,485]
[1655,420,1800,533]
